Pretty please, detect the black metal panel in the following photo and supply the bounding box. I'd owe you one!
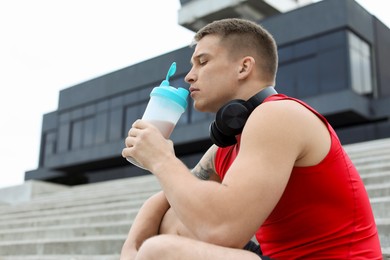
[373,18,390,97]
[261,0,374,46]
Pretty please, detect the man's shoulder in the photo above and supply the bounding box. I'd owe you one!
[252,97,306,121]
[243,97,323,150]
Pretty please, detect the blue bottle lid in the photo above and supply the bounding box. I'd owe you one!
[151,86,189,110]
[150,62,189,110]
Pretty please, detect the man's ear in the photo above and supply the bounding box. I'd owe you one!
[238,56,255,80]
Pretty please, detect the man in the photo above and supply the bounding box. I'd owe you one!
[121,18,382,259]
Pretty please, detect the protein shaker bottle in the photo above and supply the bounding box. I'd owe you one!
[127,62,189,169]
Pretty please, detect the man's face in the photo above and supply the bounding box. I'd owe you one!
[185,35,240,113]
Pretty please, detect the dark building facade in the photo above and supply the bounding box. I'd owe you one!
[26,0,390,185]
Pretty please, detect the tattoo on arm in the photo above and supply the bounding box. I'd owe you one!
[193,165,213,180]
[191,145,218,181]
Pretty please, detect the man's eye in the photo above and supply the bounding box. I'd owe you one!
[200,60,208,65]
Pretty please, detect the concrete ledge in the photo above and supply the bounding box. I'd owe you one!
[361,171,390,185]
[371,197,390,218]
[0,221,131,241]
[0,181,68,205]
[0,198,146,223]
[355,163,390,174]
[382,248,390,260]
[366,183,390,198]
[350,151,390,165]
[0,209,139,230]
[0,235,126,255]
[344,137,390,151]
[0,176,160,214]
[0,255,119,260]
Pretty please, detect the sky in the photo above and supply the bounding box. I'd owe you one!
[0,0,389,190]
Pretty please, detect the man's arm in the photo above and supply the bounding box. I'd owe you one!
[120,191,169,260]
[191,144,221,182]
[131,100,315,248]
[120,145,220,259]
[158,145,221,237]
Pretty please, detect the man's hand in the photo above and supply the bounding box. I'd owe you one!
[122,120,175,171]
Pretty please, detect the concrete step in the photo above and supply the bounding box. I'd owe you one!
[71,175,159,193]
[74,174,158,190]
[355,162,390,175]
[18,176,158,201]
[0,194,152,222]
[0,221,131,241]
[0,255,119,260]
[0,185,159,213]
[383,248,390,260]
[0,181,68,205]
[38,183,159,204]
[0,235,126,255]
[377,218,390,249]
[23,179,159,204]
[350,150,390,165]
[361,171,390,185]
[0,208,138,230]
[366,183,390,198]
[0,175,160,207]
[348,147,390,161]
[371,197,390,218]
[344,138,390,154]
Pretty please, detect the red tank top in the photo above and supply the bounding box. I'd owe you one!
[214,94,382,259]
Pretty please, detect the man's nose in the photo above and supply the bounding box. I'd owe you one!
[185,68,196,83]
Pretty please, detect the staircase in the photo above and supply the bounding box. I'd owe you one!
[0,176,161,259]
[0,137,389,259]
[344,138,390,258]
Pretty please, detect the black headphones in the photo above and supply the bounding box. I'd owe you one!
[209,86,278,147]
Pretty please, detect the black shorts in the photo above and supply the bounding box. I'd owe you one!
[243,241,272,260]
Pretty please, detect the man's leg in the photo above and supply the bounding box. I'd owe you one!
[136,234,262,260]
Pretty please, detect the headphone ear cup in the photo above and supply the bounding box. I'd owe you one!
[210,100,249,147]
[216,101,249,136]
[209,87,278,147]
[209,121,238,147]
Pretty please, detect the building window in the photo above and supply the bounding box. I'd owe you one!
[70,120,83,150]
[124,105,140,136]
[348,32,373,95]
[70,116,95,150]
[43,131,57,157]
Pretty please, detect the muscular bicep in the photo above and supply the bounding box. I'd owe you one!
[191,145,221,183]
[217,102,303,241]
